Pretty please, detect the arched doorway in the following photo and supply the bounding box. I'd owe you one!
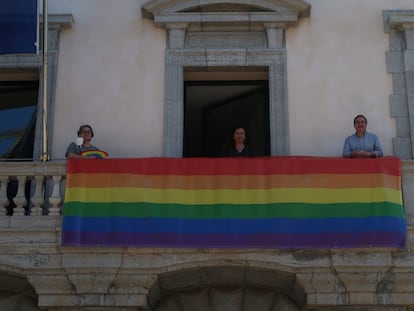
[155,287,302,311]
[148,266,307,311]
[0,271,40,311]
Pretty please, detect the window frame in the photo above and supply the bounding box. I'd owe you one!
[142,0,311,157]
[0,14,73,161]
[385,10,414,159]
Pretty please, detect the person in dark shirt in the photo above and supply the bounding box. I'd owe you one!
[221,127,254,157]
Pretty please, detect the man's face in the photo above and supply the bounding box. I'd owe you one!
[354,117,367,133]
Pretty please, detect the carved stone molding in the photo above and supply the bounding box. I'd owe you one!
[384,11,414,159]
[142,0,311,156]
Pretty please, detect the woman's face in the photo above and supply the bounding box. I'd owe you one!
[233,128,246,144]
[79,127,92,143]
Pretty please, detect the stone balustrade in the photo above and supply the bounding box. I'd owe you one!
[1,159,414,225]
[0,160,67,216]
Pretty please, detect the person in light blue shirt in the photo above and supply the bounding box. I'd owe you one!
[342,114,383,158]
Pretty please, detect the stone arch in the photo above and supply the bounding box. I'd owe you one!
[0,270,40,311]
[142,0,311,157]
[147,266,307,311]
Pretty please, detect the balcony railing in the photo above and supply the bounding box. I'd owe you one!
[1,159,414,227]
[0,160,66,216]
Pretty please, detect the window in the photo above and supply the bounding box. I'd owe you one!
[0,80,39,159]
[184,80,270,157]
[142,0,310,157]
[0,14,73,160]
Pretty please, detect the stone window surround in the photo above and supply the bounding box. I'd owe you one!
[142,0,311,157]
[384,10,414,160]
[0,14,73,161]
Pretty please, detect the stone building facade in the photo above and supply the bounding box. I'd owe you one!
[1,0,414,310]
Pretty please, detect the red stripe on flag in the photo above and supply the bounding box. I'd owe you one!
[66,156,401,176]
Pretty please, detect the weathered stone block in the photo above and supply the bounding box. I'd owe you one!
[62,253,122,268]
[387,51,404,73]
[393,137,412,160]
[393,73,406,94]
[390,94,408,117]
[389,32,405,51]
[405,51,414,72]
[332,251,392,270]
[406,29,414,50]
[395,116,410,137]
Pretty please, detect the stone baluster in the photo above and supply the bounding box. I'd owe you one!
[0,176,9,215]
[13,176,27,216]
[31,175,45,216]
[48,175,62,216]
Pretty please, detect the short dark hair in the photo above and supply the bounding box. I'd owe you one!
[77,124,94,137]
[353,114,367,124]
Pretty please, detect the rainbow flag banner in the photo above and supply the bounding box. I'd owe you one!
[62,156,406,248]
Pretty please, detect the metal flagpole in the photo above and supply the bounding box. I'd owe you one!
[41,0,49,161]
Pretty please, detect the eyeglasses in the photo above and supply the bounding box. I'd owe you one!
[81,130,91,134]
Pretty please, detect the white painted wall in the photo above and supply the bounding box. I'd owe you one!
[48,0,414,159]
[287,0,413,156]
[49,0,165,159]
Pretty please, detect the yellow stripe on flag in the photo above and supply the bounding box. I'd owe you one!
[65,187,402,205]
[66,173,401,190]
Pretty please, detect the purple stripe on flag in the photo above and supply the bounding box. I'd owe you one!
[62,231,406,249]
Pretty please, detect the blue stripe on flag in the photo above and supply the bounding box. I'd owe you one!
[62,216,406,234]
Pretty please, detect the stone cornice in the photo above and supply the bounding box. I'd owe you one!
[387,11,414,31]
[155,11,299,24]
[142,0,310,29]
[39,14,74,30]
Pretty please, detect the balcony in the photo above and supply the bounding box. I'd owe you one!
[0,159,414,310]
[2,159,414,221]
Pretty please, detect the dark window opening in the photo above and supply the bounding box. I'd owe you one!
[184,80,270,157]
[0,80,38,160]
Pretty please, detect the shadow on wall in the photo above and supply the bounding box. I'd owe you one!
[0,272,40,311]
